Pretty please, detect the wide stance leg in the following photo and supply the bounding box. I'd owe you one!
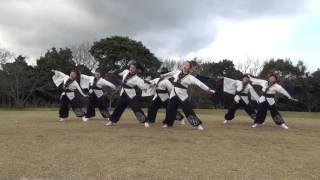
[240,100,256,120]
[59,95,70,118]
[146,97,162,123]
[110,95,128,123]
[163,96,180,126]
[97,96,110,118]
[255,101,268,124]
[224,101,240,121]
[269,105,285,125]
[128,96,146,123]
[70,98,85,117]
[85,94,96,118]
[180,100,202,127]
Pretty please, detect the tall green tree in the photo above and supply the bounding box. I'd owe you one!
[35,48,77,104]
[90,36,161,77]
[0,56,40,107]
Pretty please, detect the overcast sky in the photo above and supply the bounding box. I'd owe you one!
[0,0,319,70]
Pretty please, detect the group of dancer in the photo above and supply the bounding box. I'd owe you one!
[52,60,298,131]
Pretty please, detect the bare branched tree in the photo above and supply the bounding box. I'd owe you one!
[0,48,15,67]
[236,58,265,76]
[71,42,98,71]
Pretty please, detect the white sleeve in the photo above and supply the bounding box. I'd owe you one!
[136,77,149,90]
[250,77,267,87]
[118,69,129,77]
[101,79,116,90]
[74,81,87,97]
[80,74,93,89]
[81,74,92,80]
[149,78,159,86]
[54,70,65,75]
[52,70,68,87]
[223,77,237,95]
[191,75,210,92]
[160,70,179,79]
[166,80,173,92]
[276,84,292,99]
[248,85,260,102]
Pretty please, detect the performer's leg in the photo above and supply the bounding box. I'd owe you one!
[240,100,257,121]
[224,100,240,121]
[163,100,184,122]
[128,96,146,123]
[97,96,110,119]
[59,95,70,118]
[175,110,185,121]
[146,97,162,123]
[70,98,85,117]
[180,100,202,127]
[269,105,286,125]
[85,94,96,118]
[163,96,180,127]
[110,95,128,123]
[254,101,268,124]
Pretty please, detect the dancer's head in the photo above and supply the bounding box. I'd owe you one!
[129,63,137,74]
[242,74,250,83]
[128,60,144,75]
[95,68,102,79]
[69,70,77,80]
[268,73,278,84]
[183,60,198,74]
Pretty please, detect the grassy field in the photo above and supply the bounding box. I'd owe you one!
[0,109,319,180]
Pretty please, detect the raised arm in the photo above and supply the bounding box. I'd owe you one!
[249,76,267,87]
[118,69,129,77]
[160,70,179,79]
[51,70,68,78]
[80,74,92,80]
[135,77,150,91]
[101,78,116,90]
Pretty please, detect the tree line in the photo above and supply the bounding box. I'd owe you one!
[0,36,319,112]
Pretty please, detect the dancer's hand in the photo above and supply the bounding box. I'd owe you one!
[290,97,298,102]
[208,89,216,94]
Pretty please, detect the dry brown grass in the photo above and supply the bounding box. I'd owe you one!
[0,109,319,180]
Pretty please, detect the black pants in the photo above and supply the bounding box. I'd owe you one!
[59,95,84,118]
[163,96,202,127]
[255,101,285,125]
[146,97,184,123]
[85,93,110,119]
[110,93,146,123]
[225,99,256,121]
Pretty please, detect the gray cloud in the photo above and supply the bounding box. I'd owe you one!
[0,0,306,63]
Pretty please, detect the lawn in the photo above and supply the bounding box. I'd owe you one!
[0,109,319,180]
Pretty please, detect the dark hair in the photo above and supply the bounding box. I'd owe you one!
[269,73,279,81]
[95,68,104,76]
[128,60,144,74]
[186,60,199,69]
[159,67,169,74]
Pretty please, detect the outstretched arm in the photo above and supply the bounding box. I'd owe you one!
[51,70,67,78]
[191,76,215,94]
[277,85,298,102]
[101,79,117,90]
[160,70,179,79]
[249,76,267,87]
[74,82,87,97]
